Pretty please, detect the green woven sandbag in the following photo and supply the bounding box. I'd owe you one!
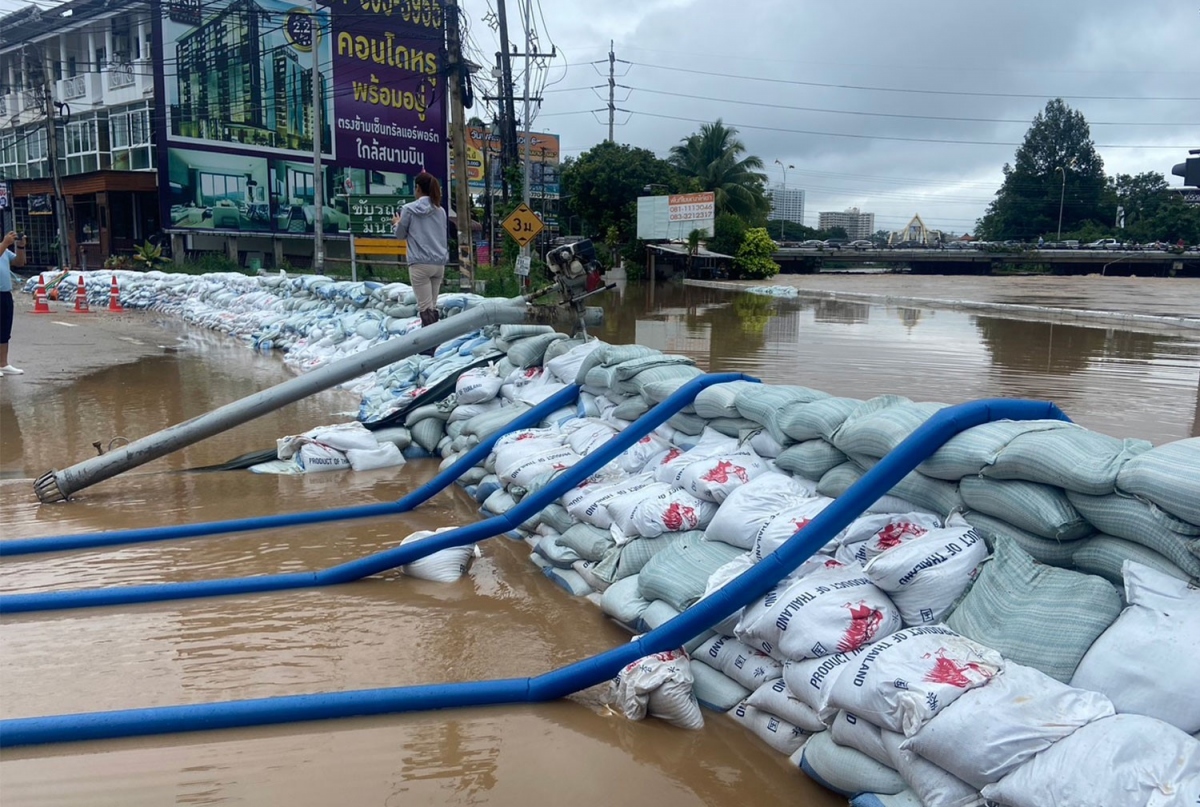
[617,364,704,398]
[987,427,1153,495]
[1115,437,1200,526]
[1068,491,1200,578]
[831,398,941,460]
[960,476,1091,542]
[1071,535,1194,586]
[694,381,761,420]
[778,397,862,443]
[947,539,1122,682]
[498,323,556,341]
[917,420,1074,481]
[776,440,848,481]
[507,332,567,369]
[557,522,615,562]
[963,511,1078,567]
[637,532,744,611]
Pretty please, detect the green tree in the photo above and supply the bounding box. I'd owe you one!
[708,213,748,258]
[733,227,780,279]
[977,99,1110,240]
[669,119,770,221]
[1110,172,1170,242]
[560,142,682,244]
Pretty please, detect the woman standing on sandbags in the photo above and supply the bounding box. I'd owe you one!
[392,172,449,340]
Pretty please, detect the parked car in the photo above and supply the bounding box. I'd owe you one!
[822,239,848,250]
[797,240,825,249]
[1085,238,1122,249]
[847,240,874,250]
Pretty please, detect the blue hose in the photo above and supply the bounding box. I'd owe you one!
[0,398,1070,747]
[0,373,756,614]
[0,385,584,558]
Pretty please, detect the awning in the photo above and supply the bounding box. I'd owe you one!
[646,243,735,260]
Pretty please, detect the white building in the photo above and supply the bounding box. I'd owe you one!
[818,207,876,240]
[769,185,805,225]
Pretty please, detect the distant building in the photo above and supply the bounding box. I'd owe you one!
[769,185,805,225]
[888,214,944,246]
[818,207,875,240]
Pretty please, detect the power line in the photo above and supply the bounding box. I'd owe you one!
[625,61,1200,102]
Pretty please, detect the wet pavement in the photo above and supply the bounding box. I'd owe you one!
[2,277,1198,805]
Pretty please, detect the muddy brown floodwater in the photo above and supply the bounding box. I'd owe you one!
[2,276,1198,806]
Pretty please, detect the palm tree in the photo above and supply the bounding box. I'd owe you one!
[669,120,770,220]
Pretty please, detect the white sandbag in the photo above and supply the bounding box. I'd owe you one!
[980,714,1200,807]
[534,533,582,569]
[1070,561,1200,734]
[615,433,673,474]
[751,497,837,562]
[611,487,719,540]
[572,559,610,593]
[605,482,675,543]
[497,445,583,488]
[824,625,1004,736]
[864,515,988,626]
[400,528,475,582]
[839,512,945,566]
[679,449,771,503]
[695,552,756,635]
[797,730,908,798]
[495,427,562,451]
[879,729,983,807]
[563,419,618,455]
[749,429,786,459]
[482,488,518,515]
[563,473,657,530]
[694,635,783,691]
[547,339,603,384]
[830,710,892,766]
[600,575,653,629]
[704,471,816,550]
[747,679,829,733]
[455,367,503,404]
[729,700,810,755]
[612,649,705,730]
[907,661,1115,789]
[691,660,751,711]
[653,431,742,486]
[446,398,505,424]
[736,566,902,661]
[345,442,406,471]
[296,442,351,472]
[300,421,381,453]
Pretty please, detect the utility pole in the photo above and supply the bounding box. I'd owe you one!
[607,40,615,143]
[309,0,325,274]
[495,0,517,203]
[36,45,69,270]
[445,0,474,290]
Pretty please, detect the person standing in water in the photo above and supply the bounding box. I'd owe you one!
[392,172,449,336]
[0,230,28,376]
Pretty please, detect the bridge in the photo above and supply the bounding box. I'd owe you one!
[773,247,1200,277]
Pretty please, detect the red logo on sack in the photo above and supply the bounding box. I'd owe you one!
[663,502,699,532]
[551,463,568,471]
[922,649,994,688]
[793,518,812,533]
[876,521,928,551]
[661,448,683,465]
[837,602,885,653]
[701,461,749,485]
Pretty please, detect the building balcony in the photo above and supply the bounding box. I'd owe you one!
[56,73,102,107]
[103,59,154,106]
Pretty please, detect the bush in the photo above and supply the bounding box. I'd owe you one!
[103,254,136,272]
[734,227,780,279]
[708,213,747,259]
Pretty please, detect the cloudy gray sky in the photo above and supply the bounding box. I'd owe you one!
[461,0,1198,234]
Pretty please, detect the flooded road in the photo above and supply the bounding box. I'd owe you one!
[2,278,1198,805]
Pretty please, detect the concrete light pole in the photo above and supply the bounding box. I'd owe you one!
[774,159,793,241]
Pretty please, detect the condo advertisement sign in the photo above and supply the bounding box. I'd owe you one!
[155,0,446,234]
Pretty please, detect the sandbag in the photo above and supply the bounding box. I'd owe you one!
[564,420,618,455]
[703,471,815,550]
[946,539,1122,683]
[878,729,983,807]
[798,730,907,798]
[735,566,901,661]
[695,552,755,636]
[679,449,771,504]
[694,634,783,691]
[776,440,849,481]
[838,512,946,567]
[783,649,869,716]
[986,426,1152,495]
[455,366,503,404]
[729,700,810,756]
[735,385,829,445]
[907,661,1114,789]
[637,534,744,611]
[612,649,705,730]
[534,533,582,569]
[600,575,653,629]
[497,445,582,488]
[596,533,679,581]
[1067,491,1200,579]
[694,380,761,419]
[507,332,566,369]
[824,625,1004,736]
[779,397,862,443]
[751,497,836,563]
[1070,561,1200,734]
[612,396,652,421]
[864,515,988,627]
[557,522,615,562]
[1116,438,1200,527]
[296,442,351,472]
[831,710,892,766]
[747,678,829,733]
[959,476,1091,541]
[610,486,719,541]
[400,528,475,582]
[563,473,657,530]
[979,714,1200,807]
[1071,534,1194,585]
[546,340,603,384]
[832,400,947,460]
[691,661,751,712]
[916,419,1074,481]
[962,511,1078,567]
[345,443,406,471]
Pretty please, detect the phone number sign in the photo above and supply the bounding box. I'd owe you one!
[668,192,715,222]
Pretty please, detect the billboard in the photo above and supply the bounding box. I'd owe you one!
[154,0,446,234]
[636,192,716,240]
[451,128,560,198]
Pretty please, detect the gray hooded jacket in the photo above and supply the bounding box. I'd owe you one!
[393,196,449,265]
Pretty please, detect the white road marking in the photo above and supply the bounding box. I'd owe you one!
[51,321,79,328]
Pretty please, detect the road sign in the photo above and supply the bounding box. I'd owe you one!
[502,203,544,247]
[515,255,531,277]
[347,195,411,237]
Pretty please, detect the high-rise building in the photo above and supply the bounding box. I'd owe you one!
[769,185,805,225]
[818,207,876,240]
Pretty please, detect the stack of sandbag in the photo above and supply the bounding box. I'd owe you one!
[257,420,407,474]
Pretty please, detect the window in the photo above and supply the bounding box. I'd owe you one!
[109,105,152,172]
[200,172,245,203]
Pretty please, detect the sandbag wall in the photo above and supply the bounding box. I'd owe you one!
[425,333,1200,807]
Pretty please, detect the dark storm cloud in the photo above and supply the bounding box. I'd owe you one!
[466,0,1197,231]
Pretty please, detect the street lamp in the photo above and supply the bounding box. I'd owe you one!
[1055,166,1066,241]
[774,159,794,241]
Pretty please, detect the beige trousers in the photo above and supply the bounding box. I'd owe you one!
[409,264,445,312]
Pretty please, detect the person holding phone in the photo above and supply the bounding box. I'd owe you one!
[392,172,448,330]
[0,230,27,376]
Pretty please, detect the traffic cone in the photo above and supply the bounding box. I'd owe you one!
[32,274,52,314]
[73,275,90,314]
[107,274,124,312]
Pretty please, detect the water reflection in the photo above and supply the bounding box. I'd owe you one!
[598,282,1200,443]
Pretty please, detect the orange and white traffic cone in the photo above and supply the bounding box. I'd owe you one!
[73,275,90,314]
[32,274,52,314]
[107,274,124,312]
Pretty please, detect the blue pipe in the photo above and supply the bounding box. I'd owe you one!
[0,373,756,614]
[0,385,583,558]
[0,398,1070,747]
